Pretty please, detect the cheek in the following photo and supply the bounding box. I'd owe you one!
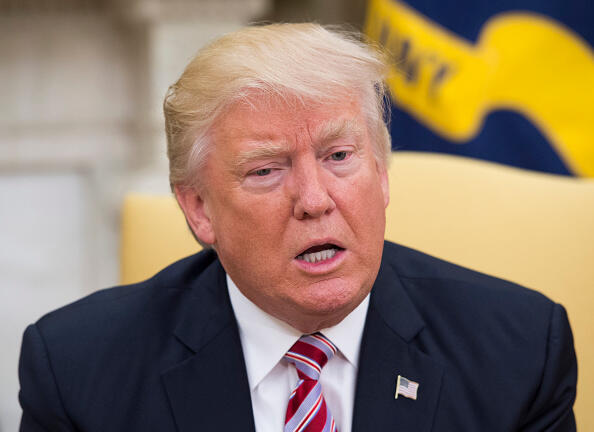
[338,165,384,202]
[212,192,291,257]
[335,171,386,239]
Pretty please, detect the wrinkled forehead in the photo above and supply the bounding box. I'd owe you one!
[209,90,368,146]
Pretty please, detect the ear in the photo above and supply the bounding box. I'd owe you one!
[174,185,216,245]
[377,161,390,209]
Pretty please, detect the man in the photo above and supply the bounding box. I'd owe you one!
[19,23,576,431]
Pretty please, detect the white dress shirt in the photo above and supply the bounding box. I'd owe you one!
[227,274,369,432]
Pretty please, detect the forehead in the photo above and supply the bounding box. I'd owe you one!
[210,94,367,149]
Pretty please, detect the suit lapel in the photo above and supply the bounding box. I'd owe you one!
[161,259,256,432]
[352,257,444,432]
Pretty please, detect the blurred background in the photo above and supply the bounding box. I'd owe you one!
[0,0,592,430]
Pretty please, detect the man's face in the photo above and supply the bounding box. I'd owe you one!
[179,94,389,332]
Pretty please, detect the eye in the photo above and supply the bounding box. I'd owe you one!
[254,168,272,176]
[329,151,348,161]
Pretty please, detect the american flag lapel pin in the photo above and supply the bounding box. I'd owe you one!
[395,375,419,400]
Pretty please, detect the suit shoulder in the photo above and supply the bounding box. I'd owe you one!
[382,241,563,370]
[379,247,575,429]
[34,249,218,342]
[383,240,552,309]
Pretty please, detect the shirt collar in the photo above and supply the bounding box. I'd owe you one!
[227,274,370,390]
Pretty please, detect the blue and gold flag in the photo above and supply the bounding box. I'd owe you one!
[365,0,594,176]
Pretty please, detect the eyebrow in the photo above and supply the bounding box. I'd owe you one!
[234,118,365,167]
[315,118,365,145]
[235,141,294,167]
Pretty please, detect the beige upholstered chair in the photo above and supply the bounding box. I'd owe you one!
[121,152,594,430]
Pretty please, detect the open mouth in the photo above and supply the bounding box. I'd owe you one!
[295,243,344,264]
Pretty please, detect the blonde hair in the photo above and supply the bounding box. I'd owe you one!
[164,23,391,190]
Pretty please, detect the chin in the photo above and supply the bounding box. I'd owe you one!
[293,279,366,320]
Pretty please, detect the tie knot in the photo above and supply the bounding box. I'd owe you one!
[284,332,337,381]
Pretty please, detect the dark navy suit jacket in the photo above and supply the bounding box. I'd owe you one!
[19,241,577,431]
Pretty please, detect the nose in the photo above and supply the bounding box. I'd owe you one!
[290,157,336,220]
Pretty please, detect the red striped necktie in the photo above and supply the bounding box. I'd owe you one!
[284,333,338,432]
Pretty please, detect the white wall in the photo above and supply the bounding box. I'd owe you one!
[0,172,89,431]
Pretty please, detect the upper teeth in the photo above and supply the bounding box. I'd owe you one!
[297,248,337,263]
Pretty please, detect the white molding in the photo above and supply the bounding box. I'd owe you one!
[114,0,270,23]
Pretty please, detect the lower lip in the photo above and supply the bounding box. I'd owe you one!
[293,249,346,274]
